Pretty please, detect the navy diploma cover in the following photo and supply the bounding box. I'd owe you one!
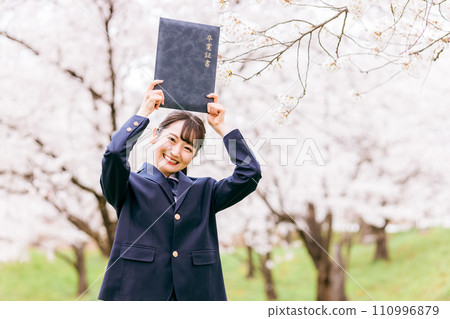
[154,17,220,113]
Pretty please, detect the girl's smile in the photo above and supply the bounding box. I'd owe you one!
[163,154,178,165]
[152,120,195,177]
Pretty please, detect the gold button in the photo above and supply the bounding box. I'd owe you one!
[172,251,178,258]
[133,121,139,127]
[174,214,181,220]
[126,127,132,132]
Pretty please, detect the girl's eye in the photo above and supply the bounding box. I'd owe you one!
[185,147,193,152]
[168,137,176,142]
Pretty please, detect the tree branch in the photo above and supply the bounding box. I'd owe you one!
[104,0,118,132]
[0,31,106,103]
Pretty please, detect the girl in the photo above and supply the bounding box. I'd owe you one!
[98,80,262,301]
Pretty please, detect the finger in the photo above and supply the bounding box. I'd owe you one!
[212,103,224,111]
[152,90,165,105]
[149,93,161,101]
[152,95,163,107]
[210,103,224,114]
[153,90,165,105]
[211,106,219,116]
[210,104,217,115]
[207,103,217,116]
[210,93,219,104]
[148,79,164,91]
[207,93,218,104]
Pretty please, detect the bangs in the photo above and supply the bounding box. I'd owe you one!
[180,120,204,149]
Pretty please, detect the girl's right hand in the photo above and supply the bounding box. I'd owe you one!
[136,80,165,117]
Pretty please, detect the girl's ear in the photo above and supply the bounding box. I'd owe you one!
[150,127,158,144]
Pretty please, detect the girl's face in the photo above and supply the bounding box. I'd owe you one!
[152,120,195,177]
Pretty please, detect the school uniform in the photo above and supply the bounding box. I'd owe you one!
[98,115,262,301]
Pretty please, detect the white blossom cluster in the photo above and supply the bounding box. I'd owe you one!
[270,107,291,126]
[322,57,350,73]
[268,56,285,72]
[216,60,233,86]
[399,52,425,76]
[219,11,273,50]
[270,94,302,125]
[212,0,229,11]
[277,0,295,7]
[349,89,363,101]
[322,59,340,73]
[278,94,299,109]
[362,0,450,59]
[347,0,375,19]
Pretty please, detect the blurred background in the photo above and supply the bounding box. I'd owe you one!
[0,0,449,301]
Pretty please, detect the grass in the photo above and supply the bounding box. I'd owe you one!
[346,228,450,301]
[0,228,449,300]
[0,249,104,301]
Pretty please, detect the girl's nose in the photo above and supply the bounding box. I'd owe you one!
[170,143,182,158]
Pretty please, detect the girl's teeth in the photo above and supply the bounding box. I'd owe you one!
[165,155,177,164]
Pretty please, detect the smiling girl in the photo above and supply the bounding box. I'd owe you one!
[98,80,262,301]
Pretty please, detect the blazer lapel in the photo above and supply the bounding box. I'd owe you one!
[137,163,174,203]
[174,170,193,213]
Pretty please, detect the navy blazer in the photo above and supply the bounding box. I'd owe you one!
[98,115,262,301]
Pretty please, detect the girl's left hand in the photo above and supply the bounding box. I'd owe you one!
[207,93,229,137]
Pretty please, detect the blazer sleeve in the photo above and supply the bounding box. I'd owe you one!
[100,115,150,212]
[212,129,262,213]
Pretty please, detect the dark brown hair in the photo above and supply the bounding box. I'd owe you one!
[156,111,206,175]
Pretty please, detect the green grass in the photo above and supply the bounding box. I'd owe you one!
[0,228,449,300]
[0,249,104,301]
[346,228,450,301]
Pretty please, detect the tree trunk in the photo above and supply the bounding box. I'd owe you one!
[315,247,348,301]
[298,203,348,301]
[246,245,255,279]
[55,243,88,297]
[256,191,350,300]
[73,243,88,296]
[374,224,389,261]
[316,255,332,301]
[258,252,277,300]
[329,235,351,301]
[358,218,389,261]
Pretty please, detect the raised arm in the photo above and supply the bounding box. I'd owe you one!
[100,80,164,212]
[212,129,262,212]
[100,115,149,212]
[206,93,262,213]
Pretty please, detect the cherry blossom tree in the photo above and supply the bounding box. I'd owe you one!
[209,31,450,298]
[1,0,449,302]
[0,0,222,257]
[0,0,221,297]
[218,0,450,108]
[209,0,450,300]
